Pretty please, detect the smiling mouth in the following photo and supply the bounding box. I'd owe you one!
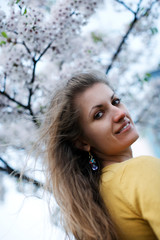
[116,122,130,134]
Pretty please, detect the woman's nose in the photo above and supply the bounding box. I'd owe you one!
[112,107,126,123]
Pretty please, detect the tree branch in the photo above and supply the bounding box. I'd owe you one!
[115,0,136,15]
[137,0,143,13]
[25,41,54,122]
[28,107,40,127]
[105,0,158,75]
[0,90,28,109]
[0,157,43,188]
[0,90,39,126]
[106,15,138,75]
[27,58,37,110]
[36,40,54,62]
[139,0,158,18]
[22,41,31,55]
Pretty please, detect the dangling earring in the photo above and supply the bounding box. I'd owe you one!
[89,152,98,171]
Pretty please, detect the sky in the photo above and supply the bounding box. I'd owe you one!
[0,176,65,240]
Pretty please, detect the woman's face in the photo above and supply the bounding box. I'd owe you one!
[75,83,139,160]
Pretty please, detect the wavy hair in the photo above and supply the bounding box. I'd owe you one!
[40,72,118,240]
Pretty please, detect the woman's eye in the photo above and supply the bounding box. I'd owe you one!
[94,111,104,120]
[112,98,121,106]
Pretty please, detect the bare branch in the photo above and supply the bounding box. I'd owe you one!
[0,157,44,188]
[106,0,158,75]
[30,59,37,85]
[0,90,39,126]
[28,107,40,127]
[139,0,159,18]
[36,40,54,62]
[25,41,53,119]
[22,41,31,55]
[106,16,138,75]
[115,0,136,15]
[0,90,28,109]
[137,0,143,13]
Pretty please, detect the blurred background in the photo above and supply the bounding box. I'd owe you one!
[0,0,160,239]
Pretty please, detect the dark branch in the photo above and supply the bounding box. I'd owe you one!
[27,58,37,110]
[139,0,158,18]
[115,0,136,14]
[30,59,37,85]
[0,90,28,109]
[105,0,158,75]
[22,41,31,55]
[36,41,53,62]
[28,107,40,127]
[28,87,33,108]
[137,0,143,13]
[0,157,43,188]
[25,41,54,122]
[106,16,138,75]
[0,89,39,126]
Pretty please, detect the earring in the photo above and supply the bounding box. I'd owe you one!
[89,152,98,171]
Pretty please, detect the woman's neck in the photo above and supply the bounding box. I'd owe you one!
[100,147,133,168]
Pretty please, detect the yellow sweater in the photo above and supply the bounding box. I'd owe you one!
[100,156,160,240]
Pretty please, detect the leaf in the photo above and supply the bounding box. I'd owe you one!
[150,27,158,35]
[0,41,6,46]
[1,31,8,39]
[91,32,102,43]
[146,73,151,78]
[16,0,21,3]
[144,73,151,82]
[23,8,27,15]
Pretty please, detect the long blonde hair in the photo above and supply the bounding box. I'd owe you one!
[41,72,118,240]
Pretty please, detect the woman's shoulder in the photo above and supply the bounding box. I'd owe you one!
[102,155,159,172]
[120,155,160,184]
[101,155,160,184]
[101,155,160,204]
[122,155,159,171]
[113,155,160,197]
[121,155,160,176]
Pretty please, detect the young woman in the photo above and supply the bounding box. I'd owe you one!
[41,72,160,240]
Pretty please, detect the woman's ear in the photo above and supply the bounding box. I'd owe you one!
[75,138,90,152]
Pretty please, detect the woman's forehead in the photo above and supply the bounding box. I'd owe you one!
[74,83,114,113]
[76,83,113,103]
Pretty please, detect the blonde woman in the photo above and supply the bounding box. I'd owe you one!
[41,72,160,240]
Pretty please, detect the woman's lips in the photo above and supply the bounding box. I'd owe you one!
[115,121,131,134]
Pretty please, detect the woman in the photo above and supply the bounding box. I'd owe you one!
[41,72,160,240]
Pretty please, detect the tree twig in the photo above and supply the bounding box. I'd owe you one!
[36,40,54,62]
[106,0,158,75]
[115,0,136,14]
[22,41,31,55]
[0,90,39,126]
[0,157,44,188]
[137,0,143,13]
[0,90,28,109]
[106,15,138,75]
[139,0,158,18]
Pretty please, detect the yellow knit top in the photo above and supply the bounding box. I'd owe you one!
[100,156,160,240]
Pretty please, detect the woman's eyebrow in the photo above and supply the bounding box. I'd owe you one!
[89,93,115,116]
